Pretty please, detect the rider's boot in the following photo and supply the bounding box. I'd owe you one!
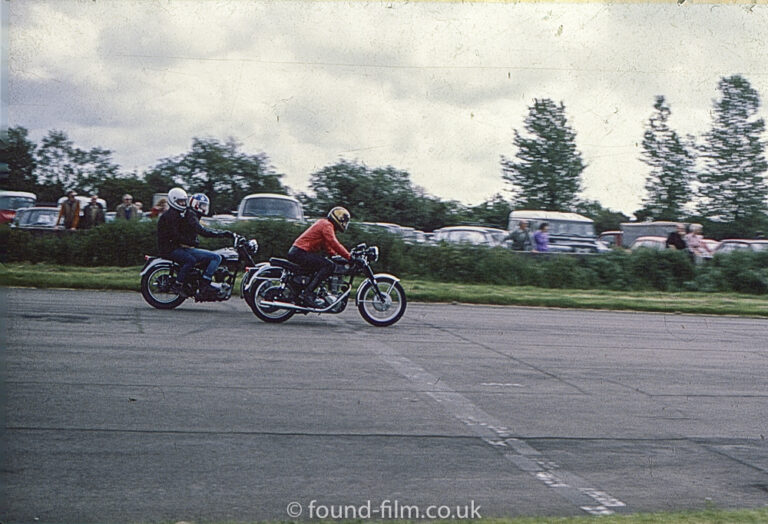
[170,280,189,298]
[199,279,223,300]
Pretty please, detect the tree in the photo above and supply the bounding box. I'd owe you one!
[34,130,121,202]
[639,96,696,221]
[575,199,630,234]
[147,137,286,214]
[697,75,768,223]
[96,173,151,212]
[304,160,421,224]
[464,194,512,229]
[0,126,37,193]
[501,98,585,211]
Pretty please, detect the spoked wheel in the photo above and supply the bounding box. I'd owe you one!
[141,265,186,309]
[250,280,295,323]
[357,277,406,327]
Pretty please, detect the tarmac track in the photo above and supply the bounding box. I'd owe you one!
[1,288,767,523]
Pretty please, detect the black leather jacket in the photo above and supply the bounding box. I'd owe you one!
[157,208,229,256]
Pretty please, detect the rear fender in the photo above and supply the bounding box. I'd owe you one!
[243,264,284,292]
[140,257,172,276]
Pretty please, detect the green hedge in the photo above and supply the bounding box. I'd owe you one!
[2,221,767,294]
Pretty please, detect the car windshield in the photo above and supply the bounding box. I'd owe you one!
[548,220,595,237]
[18,209,58,226]
[242,198,302,219]
[446,230,489,244]
[0,196,36,210]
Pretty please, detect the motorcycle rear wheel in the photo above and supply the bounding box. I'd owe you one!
[250,280,295,323]
[141,265,186,309]
[357,277,406,327]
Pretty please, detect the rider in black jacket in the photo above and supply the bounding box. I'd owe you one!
[157,188,233,297]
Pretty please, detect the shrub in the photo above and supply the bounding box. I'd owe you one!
[3,221,766,295]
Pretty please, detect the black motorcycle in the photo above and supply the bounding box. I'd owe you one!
[140,234,260,309]
[244,243,406,327]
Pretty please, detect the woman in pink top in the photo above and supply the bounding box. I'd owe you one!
[685,225,711,262]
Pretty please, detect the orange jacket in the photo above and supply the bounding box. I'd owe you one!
[292,218,350,259]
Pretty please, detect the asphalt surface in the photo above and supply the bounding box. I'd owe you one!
[1,288,767,523]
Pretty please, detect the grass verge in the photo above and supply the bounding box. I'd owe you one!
[451,508,768,523]
[1,262,767,317]
[151,508,768,523]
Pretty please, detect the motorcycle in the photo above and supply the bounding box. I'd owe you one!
[244,243,406,327]
[140,234,260,309]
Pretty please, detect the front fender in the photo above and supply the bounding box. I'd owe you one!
[243,264,284,292]
[355,273,401,305]
[140,257,172,276]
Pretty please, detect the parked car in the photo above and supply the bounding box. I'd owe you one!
[432,226,505,247]
[236,193,305,222]
[597,230,622,248]
[201,214,237,227]
[11,206,60,231]
[629,236,667,251]
[399,226,429,245]
[714,239,768,254]
[0,190,37,224]
[508,210,609,253]
[358,222,405,235]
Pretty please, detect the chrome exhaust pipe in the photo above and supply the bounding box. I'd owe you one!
[258,289,350,313]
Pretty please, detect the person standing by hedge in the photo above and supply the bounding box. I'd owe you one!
[81,194,105,229]
[685,224,711,263]
[56,190,80,230]
[115,194,141,220]
[665,223,687,250]
[509,220,534,251]
[533,222,549,252]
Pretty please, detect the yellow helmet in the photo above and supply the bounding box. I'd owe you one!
[327,206,351,232]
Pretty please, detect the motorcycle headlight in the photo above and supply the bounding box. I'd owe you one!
[367,246,379,262]
[247,239,259,255]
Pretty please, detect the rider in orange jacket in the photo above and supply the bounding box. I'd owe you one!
[287,207,351,307]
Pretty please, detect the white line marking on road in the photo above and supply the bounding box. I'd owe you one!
[375,349,627,515]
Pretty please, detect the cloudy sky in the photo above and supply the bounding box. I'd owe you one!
[6,0,768,214]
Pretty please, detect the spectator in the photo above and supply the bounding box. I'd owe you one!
[81,194,105,229]
[56,190,80,230]
[135,201,144,216]
[665,223,687,250]
[533,222,549,252]
[150,198,169,219]
[685,224,711,263]
[115,194,141,220]
[509,220,534,251]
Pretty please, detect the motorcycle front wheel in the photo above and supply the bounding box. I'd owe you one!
[357,277,406,327]
[250,280,295,323]
[141,264,186,309]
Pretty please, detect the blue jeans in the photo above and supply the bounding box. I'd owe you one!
[168,247,222,284]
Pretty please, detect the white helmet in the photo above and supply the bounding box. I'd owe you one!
[188,193,210,216]
[167,187,188,211]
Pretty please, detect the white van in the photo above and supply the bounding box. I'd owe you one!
[236,193,305,222]
[508,210,609,253]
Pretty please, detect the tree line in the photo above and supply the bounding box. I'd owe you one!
[502,74,767,237]
[2,74,766,236]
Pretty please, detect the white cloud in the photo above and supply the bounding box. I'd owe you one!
[8,1,768,215]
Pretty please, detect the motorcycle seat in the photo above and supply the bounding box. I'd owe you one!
[269,257,309,274]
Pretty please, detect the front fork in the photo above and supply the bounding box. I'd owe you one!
[362,263,388,302]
